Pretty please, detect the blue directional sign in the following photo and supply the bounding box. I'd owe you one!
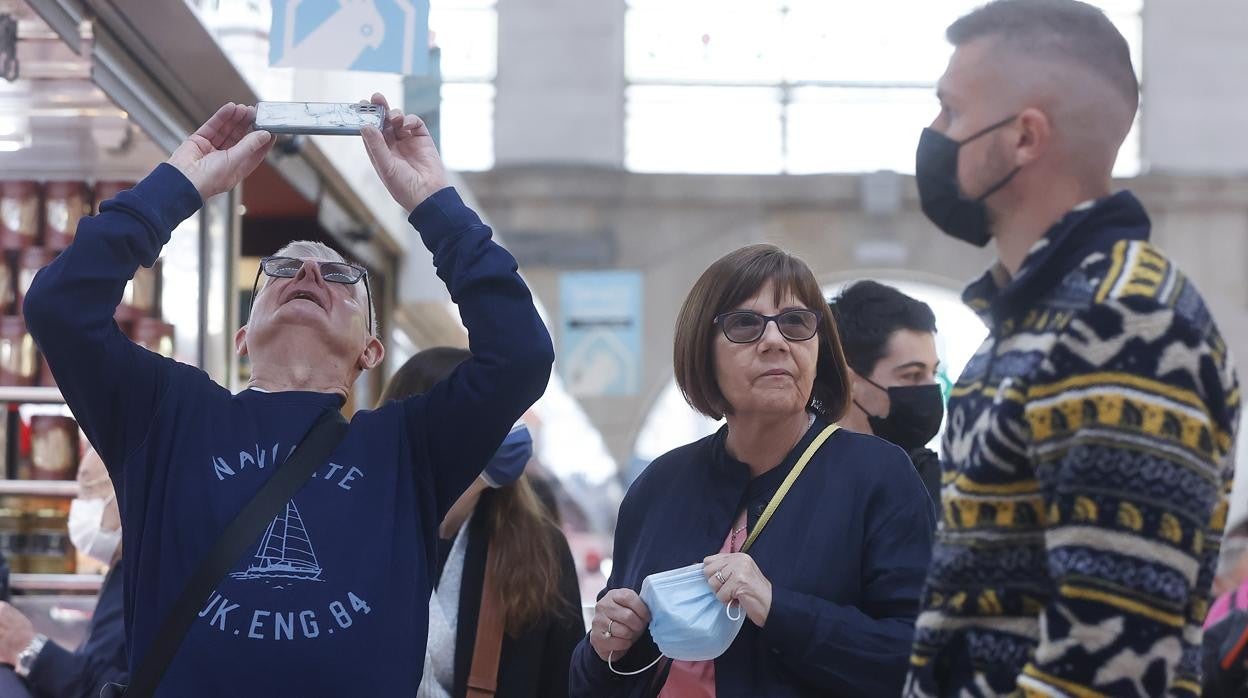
[270,0,430,75]
[560,271,643,397]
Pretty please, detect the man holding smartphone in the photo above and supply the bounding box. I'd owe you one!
[24,95,554,696]
[903,2,1239,696]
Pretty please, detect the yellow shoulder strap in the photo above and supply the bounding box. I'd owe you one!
[741,423,839,554]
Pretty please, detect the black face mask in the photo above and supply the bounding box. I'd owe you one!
[856,379,945,452]
[915,115,1021,247]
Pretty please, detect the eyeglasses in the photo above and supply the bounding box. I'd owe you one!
[713,309,820,344]
[248,256,374,335]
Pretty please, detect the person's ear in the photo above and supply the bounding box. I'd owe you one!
[235,326,249,357]
[847,368,865,398]
[358,335,385,371]
[1014,107,1051,167]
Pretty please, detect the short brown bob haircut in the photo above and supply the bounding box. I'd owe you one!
[673,244,850,422]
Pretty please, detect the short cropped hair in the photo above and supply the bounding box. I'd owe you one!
[673,244,850,422]
[947,0,1139,112]
[829,281,937,378]
[270,240,377,335]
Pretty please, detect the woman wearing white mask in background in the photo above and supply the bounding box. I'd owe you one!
[569,245,936,697]
[0,448,128,697]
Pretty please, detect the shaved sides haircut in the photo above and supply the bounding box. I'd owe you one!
[948,0,1138,113]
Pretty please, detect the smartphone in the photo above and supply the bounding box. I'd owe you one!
[254,101,385,136]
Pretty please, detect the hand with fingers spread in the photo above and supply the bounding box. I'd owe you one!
[589,587,652,662]
[166,103,274,201]
[705,552,773,626]
[359,93,448,212]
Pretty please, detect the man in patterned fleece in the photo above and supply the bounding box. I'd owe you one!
[904,1,1240,696]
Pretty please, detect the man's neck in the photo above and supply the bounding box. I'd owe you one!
[724,410,811,478]
[993,177,1110,276]
[247,352,355,398]
[839,401,872,434]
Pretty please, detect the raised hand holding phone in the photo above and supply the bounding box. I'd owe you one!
[166,103,274,201]
[359,93,448,213]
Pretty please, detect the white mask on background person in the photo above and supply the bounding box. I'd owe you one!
[68,496,121,565]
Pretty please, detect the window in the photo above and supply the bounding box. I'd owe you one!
[429,0,498,171]
[625,0,1143,176]
[626,85,784,174]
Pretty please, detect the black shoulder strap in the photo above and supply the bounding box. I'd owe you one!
[124,408,349,697]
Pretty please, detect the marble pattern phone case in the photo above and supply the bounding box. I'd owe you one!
[255,102,385,136]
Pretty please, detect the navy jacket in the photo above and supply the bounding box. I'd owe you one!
[24,165,554,696]
[22,566,127,697]
[570,420,936,697]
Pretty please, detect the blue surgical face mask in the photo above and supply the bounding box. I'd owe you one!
[481,423,532,488]
[640,563,744,661]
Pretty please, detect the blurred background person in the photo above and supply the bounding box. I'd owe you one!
[1204,520,1248,635]
[571,244,934,696]
[1214,520,1248,601]
[0,449,126,697]
[1202,523,1248,698]
[380,347,583,698]
[830,280,944,506]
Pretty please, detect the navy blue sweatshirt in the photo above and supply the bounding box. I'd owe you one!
[23,165,554,697]
[25,565,126,697]
[570,421,935,697]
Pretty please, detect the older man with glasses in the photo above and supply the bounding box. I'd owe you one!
[248,254,375,335]
[23,95,554,697]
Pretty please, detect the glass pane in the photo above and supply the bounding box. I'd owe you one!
[1105,9,1143,80]
[626,2,785,84]
[1113,114,1142,178]
[1116,0,1144,177]
[783,1,980,84]
[440,83,495,171]
[162,212,202,366]
[626,0,783,10]
[626,85,783,174]
[785,87,937,174]
[1095,0,1144,15]
[430,0,495,8]
[780,1,1137,84]
[428,5,498,81]
[625,0,1141,84]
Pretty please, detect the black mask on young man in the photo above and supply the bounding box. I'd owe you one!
[915,114,1021,247]
[857,379,945,452]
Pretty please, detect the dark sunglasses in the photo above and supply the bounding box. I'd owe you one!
[713,309,820,344]
[248,256,373,335]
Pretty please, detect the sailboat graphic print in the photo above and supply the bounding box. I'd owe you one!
[231,499,324,583]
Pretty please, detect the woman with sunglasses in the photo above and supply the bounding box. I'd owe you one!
[570,245,935,697]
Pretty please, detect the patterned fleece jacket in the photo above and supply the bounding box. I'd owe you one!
[905,191,1240,697]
